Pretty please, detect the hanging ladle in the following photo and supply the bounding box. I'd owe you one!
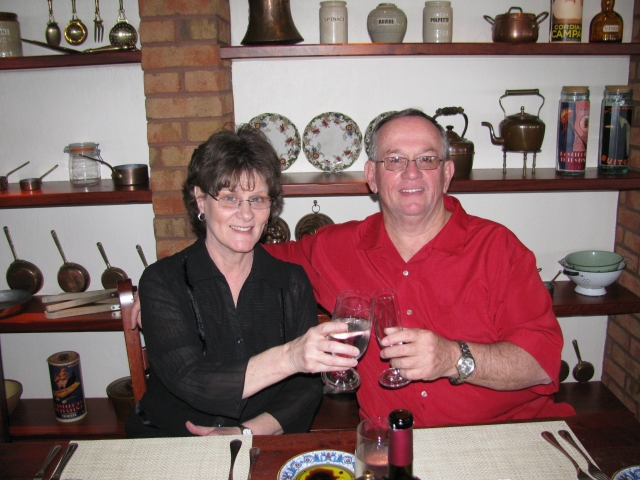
[45,0,62,46]
[109,0,138,48]
[572,339,594,383]
[97,242,128,289]
[19,164,58,191]
[0,161,29,190]
[64,0,88,46]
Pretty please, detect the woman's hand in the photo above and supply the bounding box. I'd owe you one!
[186,421,240,436]
[283,321,359,375]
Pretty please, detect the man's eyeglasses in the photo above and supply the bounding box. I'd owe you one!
[212,195,272,210]
[375,156,444,171]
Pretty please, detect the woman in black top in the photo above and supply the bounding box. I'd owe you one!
[125,125,359,438]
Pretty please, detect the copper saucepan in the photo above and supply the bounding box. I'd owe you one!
[51,230,90,292]
[19,164,58,191]
[97,242,128,289]
[3,226,44,294]
[484,7,549,43]
[136,244,149,268]
[0,161,29,190]
[80,154,148,186]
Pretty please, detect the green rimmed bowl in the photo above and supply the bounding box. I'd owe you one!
[563,250,624,273]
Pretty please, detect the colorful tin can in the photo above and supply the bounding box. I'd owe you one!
[550,0,583,42]
[598,85,633,175]
[47,351,87,422]
[556,86,590,175]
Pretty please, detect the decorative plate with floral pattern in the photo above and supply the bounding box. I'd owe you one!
[302,112,362,172]
[614,466,640,480]
[278,450,355,480]
[364,110,397,158]
[249,113,301,171]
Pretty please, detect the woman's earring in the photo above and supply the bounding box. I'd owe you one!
[197,212,205,222]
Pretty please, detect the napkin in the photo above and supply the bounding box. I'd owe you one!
[61,435,251,479]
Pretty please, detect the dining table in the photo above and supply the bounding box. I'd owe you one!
[1,408,639,479]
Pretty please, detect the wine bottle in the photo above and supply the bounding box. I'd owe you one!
[387,409,413,480]
[589,0,623,42]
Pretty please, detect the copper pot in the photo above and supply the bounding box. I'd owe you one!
[241,0,303,45]
[433,107,474,178]
[484,7,549,43]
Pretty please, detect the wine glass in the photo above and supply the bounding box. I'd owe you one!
[373,288,411,388]
[321,290,373,391]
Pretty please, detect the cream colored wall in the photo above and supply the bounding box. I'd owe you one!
[0,0,632,398]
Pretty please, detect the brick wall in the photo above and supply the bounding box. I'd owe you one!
[603,0,640,420]
[138,0,233,259]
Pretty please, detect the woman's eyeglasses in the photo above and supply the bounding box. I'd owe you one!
[212,195,272,210]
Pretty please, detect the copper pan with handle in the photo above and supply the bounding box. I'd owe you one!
[51,230,90,292]
[3,226,44,294]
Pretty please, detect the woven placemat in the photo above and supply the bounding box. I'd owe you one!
[414,420,595,479]
[61,435,251,479]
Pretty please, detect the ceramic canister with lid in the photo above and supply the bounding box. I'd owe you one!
[598,85,633,174]
[65,142,101,186]
[556,86,590,175]
[0,12,23,57]
[367,3,407,43]
[320,1,348,44]
[423,1,453,43]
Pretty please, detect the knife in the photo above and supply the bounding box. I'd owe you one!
[33,445,61,479]
[50,443,78,480]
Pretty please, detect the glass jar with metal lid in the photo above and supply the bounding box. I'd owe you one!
[65,142,101,186]
[598,85,633,175]
[0,12,23,57]
[556,86,590,175]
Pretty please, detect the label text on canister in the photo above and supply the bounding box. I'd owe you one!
[557,100,589,172]
[600,105,633,167]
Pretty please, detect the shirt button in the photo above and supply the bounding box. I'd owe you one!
[421,391,428,397]
[403,270,409,276]
[237,338,243,344]
[407,310,412,315]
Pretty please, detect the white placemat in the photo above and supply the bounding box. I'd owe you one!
[414,420,595,480]
[61,435,251,479]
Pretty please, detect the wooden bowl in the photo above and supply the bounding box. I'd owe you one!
[5,379,23,415]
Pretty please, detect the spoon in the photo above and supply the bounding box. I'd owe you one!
[247,447,260,480]
[46,0,62,46]
[109,0,138,47]
[64,0,88,46]
[228,439,242,480]
[572,339,594,383]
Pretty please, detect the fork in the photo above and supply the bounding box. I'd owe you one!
[559,430,610,480]
[94,0,104,42]
[541,431,592,480]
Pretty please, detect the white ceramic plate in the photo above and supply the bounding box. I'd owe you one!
[613,465,640,480]
[277,449,355,480]
[303,112,362,172]
[249,113,301,171]
[364,110,396,158]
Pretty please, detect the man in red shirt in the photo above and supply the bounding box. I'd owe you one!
[265,109,574,426]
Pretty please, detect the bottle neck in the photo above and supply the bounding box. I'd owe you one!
[388,426,413,468]
[601,0,615,12]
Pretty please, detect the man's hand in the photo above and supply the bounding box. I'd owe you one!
[380,328,458,381]
[130,292,142,330]
[185,421,240,436]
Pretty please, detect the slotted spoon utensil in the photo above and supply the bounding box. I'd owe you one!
[541,431,592,480]
[559,430,610,480]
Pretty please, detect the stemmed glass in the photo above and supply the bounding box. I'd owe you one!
[373,288,411,389]
[321,290,373,391]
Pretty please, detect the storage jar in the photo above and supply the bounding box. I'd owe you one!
[556,86,590,175]
[598,85,633,174]
[423,1,452,43]
[550,0,583,42]
[65,142,101,186]
[0,12,23,57]
[320,1,348,44]
[367,3,407,43]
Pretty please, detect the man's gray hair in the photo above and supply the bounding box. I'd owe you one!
[369,108,450,161]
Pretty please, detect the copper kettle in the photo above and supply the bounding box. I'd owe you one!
[241,0,303,45]
[433,107,474,178]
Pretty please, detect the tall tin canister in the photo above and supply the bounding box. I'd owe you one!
[48,351,87,422]
[598,85,633,174]
[556,86,590,175]
[550,0,583,42]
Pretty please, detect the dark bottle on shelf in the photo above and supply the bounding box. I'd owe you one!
[387,409,413,480]
[589,0,623,42]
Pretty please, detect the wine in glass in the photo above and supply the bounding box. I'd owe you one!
[373,288,411,388]
[321,290,372,391]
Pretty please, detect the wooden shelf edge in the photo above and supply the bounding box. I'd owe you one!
[0,50,142,71]
[221,42,640,59]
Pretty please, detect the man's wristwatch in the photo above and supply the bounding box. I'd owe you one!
[449,340,475,385]
[240,424,253,435]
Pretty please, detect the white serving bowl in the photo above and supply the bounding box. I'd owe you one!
[560,260,626,296]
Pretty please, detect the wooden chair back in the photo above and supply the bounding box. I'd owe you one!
[118,279,148,403]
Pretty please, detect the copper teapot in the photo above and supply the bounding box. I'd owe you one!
[433,107,474,178]
[481,89,545,175]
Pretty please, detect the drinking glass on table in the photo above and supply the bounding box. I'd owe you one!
[355,416,389,478]
[373,288,411,388]
[321,290,372,391]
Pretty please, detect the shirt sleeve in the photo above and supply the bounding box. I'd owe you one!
[140,265,249,419]
[259,265,324,433]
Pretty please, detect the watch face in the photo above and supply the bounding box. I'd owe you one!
[459,356,475,375]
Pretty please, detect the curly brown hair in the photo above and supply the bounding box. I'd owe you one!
[183,124,284,237]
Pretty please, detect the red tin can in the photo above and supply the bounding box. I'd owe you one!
[47,351,87,422]
[556,86,590,175]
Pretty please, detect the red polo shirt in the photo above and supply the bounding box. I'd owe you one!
[266,195,575,427]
